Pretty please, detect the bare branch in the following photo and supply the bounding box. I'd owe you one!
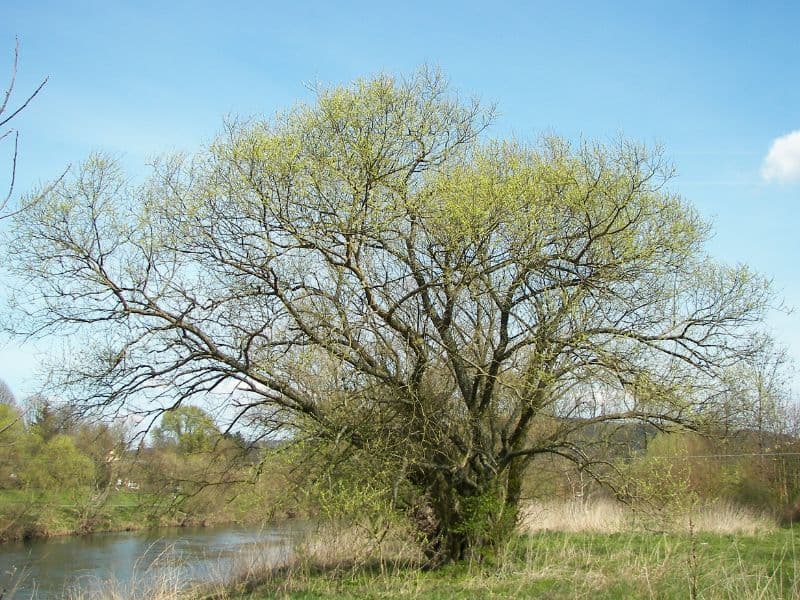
[1,36,49,216]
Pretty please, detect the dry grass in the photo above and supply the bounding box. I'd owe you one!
[58,534,293,600]
[685,501,777,535]
[520,499,629,533]
[290,520,422,570]
[63,543,187,600]
[59,521,418,599]
[519,499,777,535]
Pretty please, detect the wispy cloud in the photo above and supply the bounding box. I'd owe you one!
[762,130,800,183]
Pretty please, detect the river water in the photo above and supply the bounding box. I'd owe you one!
[0,522,303,599]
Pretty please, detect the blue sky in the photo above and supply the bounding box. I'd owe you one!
[1,1,798,399]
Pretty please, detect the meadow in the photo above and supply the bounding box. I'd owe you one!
[234,501,796,600]
[12,500,788,600]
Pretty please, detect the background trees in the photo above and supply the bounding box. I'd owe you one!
[152,405,222,454]
[4,70,774,563]
[0,378,16,406]
[0,383,258,540]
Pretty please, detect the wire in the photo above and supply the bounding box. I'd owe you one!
[648,452,800,459]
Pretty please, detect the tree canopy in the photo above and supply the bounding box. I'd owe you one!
[4,69,772,563]
[152,405,222,454]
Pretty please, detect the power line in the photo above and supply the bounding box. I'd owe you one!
[650,452,800,459]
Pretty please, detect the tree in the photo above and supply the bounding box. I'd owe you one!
[1,37,48,218]
[0,378,15,406]
[0,380,23,486]
[712,341,800,508]
[26,395,79,441]
[23,434,95,491]
[0,401,25,487]
[4,70,772,564]
[716,339,793,442]
[152,405,221,454]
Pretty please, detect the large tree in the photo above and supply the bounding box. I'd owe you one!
[4,70,771,563]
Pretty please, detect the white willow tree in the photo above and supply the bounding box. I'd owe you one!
[5,70,772,563]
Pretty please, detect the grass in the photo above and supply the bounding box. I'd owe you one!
[5,501,797,599]
[63,545,186,600]
[236,501,797,599]
[519,499,778,535]
[239,528,799,599]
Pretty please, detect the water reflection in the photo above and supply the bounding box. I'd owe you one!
[0,523,301,598]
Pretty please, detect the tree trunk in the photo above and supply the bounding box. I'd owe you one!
[411,497,470,567]
[410,471,517,567]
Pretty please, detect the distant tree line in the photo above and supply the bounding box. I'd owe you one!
[0,381,274,537]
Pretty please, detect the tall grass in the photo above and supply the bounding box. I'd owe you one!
[243,525,799,599]
[520,499,629,533]
[519,498,776,535]
[245,501,794,599]
[11,501,794,599]
[64,543,188,600]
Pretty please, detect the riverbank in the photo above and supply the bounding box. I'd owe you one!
[0,489,281,543]
[0,521,302,599]
[5,501,795,599]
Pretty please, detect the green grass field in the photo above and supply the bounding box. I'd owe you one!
[239,529,799,599]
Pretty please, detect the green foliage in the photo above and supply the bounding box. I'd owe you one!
[24,434,95,491]
[0,393,278,540]
[152,405,222,454]
[621,429,800,517]
[0,402,25,486]
[0,403,23,438]
[451,485,516,563]
[4,68,778,564]
[287,434,404,527]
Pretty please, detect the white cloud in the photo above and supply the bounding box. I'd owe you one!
[762,130,800,183]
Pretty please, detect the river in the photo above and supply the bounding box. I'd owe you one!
[0,522,304,599]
